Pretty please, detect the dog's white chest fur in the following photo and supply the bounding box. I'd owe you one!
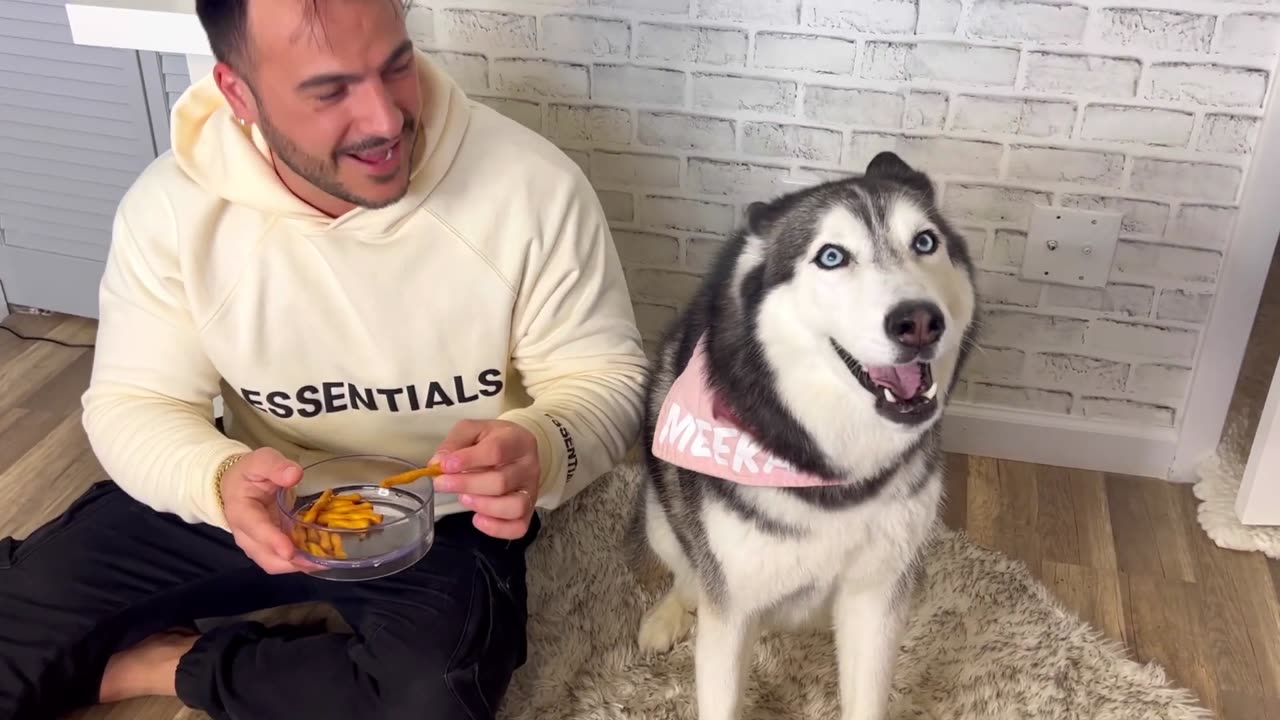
[637,457,944,720]
[704,463,940,630]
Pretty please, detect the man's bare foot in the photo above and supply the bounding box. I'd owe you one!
[98,631,198,704]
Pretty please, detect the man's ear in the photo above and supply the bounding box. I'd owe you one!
[865,151,935,200]
[213,62,261,125]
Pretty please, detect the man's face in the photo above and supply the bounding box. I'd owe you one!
[220,0,423,214]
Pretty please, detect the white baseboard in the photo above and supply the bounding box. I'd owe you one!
[941,402,1178,481]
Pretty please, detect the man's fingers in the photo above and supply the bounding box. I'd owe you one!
[289,555,326,572]
[471,514,529,540]
[431,421,537,473]
[436,469,519,497]
[439,442,506,473]
[232,499,297,562]
[440,428,534,473]
[429,420,487,465]
[238,526,324,574]
[238,448,303,489]
[459,490,532,520]
[234,531,301,575]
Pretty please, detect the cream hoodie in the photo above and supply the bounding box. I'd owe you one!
[80,50,648,531]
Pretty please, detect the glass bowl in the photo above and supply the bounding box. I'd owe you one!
[276,454,434,582]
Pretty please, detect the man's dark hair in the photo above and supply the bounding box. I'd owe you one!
[194,0,251,69]
[195,0,414,70]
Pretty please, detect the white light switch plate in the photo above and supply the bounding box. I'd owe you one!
[1020,206,1122,288]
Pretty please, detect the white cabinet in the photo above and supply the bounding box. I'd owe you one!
[0,0,178,318]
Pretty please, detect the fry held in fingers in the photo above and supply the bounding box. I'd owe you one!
[378,462,444,488]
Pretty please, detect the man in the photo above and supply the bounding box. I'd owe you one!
[0,0,647,718]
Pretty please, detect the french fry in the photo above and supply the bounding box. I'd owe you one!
[325,518,373,530]
[379,462,443,488]
[318,512,383,525]
[291,482,396,560]
[326,499,374,511]
[300,488,333,524]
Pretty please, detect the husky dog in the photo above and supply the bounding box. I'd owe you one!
[629,152,977,720]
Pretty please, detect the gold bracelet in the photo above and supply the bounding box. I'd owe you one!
[214,452,247,510]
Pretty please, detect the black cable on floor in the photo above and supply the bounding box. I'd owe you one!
[0,324,95,349]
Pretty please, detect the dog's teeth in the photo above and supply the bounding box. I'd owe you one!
[883,388,897,403]
[923,382,938,400]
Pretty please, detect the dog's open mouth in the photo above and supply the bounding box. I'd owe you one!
[830,340,939,423]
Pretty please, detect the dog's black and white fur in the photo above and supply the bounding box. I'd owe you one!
[629,152,978,720]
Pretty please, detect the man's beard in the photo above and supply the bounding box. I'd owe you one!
[256,106,416,211]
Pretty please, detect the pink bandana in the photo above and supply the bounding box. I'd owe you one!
[651,333,834,487]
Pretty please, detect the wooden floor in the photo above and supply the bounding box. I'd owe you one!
[1,311,1278,720]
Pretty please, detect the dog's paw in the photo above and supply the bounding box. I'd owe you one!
[637,591,696,653]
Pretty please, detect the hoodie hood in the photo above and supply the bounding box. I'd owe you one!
[168,48,471,235]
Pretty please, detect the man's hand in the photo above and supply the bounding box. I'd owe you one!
[431,419,540,540]
[220,448,323,574]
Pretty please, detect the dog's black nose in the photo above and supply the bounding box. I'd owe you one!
[885,301,944,349]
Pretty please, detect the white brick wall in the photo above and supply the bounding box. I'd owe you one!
[1198,114,1261,154]
[1043,283,1155,317]
[1023,52,1141,96]
[755,32,857,73]
[638,112,734,150]
[1028,353,1129,393]
[637,23,748,65]
[1146,63,1268,106]
[954,95,1075,138]
[1081,105,1195,147]
[1092,8,1215,53]
[542,15,629,56]
[406,0,1279,429]
[969,0,1089,45]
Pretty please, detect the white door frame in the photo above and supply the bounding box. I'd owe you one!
[1171,59,1280,483]
[1237,359,1280,524]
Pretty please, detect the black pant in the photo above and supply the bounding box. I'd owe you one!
[0,479,538,720]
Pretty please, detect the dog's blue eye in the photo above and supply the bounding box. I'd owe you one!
[912,231,938,255]
[814,244,849,269]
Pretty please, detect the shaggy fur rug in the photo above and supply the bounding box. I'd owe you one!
[1193,425,1280,560]
[491,463,1207,719]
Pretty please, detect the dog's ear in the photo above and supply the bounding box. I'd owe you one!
[865,151,914,177]
[745,201,772,236]
[865,151,935,200]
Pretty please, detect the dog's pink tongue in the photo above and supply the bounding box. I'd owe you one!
[867,363,924,398]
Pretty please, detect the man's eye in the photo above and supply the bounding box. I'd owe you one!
[316,86,347,102]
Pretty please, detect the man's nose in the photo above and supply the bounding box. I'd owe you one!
[354,82,404,138]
